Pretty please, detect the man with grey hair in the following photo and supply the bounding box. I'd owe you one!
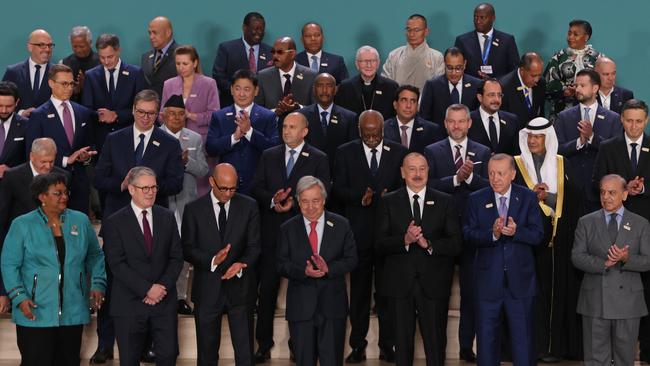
[595,57,634,114]
[277,175,357,366]
[336,45,399,120]
[62,25,100,102]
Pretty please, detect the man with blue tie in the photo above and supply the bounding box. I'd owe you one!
[0,81,28,176]
[500,52,546,125]
[2,29,54,118]
[296,22,349,84]
[463,153,543,366]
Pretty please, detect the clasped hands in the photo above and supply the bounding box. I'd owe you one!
[275,94,299,116]
[404,220,430,249]
[493,216,517,239]
[232,110,252,141]
[456,159,474,182]
[305,254,329,278]
[605,244,630,268]
[273,187,293,212]
[361,187,387,206]
[627,176,645,196]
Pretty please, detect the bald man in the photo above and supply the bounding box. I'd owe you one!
[182,163,261,366]
[500,52,546,125]
[141,16,178,96]
[595,57,634,115]
[2,29,54,117]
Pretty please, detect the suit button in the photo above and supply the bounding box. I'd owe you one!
[620,285,623,289]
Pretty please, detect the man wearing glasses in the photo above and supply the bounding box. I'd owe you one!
[2,29,54,118]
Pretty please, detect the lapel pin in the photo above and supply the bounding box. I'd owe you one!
[47,113,55,118]
[81,122,86,127]
[467,151,475,156]
[152,141,160,147]
[148,54,154,59]
[375,90,383,95]
[13,137,24,141]
[71,225,79,236]
[597,114,605,119]
[642,147,649,152]
[383,145,391,151]
[321,63,328,67]
[464,83,471,88]
[492,41,499,47]
[296,73,304,80]
[485,203,494,208]
[330,119,338,124]
[426,201,435,205]
[326,220,334,227]
[516,86,524,91]
[301,151,310,157]
[416,127,424,131]
[122,70,129,76]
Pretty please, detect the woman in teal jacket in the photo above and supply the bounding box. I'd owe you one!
[1,172,107,366]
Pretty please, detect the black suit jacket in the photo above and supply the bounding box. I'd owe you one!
[335,75,399,120]
[377,187,462,299]
[468,109,521,155]
[419,74,481,126]
[277,211,357,321]
[103,204,183,317]
[598,85,634,115]
[383,116,444,154]
[499,69,545,124]
[0,114,27,168]
[454,29,519,78]
[333,139,407,251]
[182,193,260,307]
[2,60,52,111]
[295,50,349,84]
[140,41,178,97]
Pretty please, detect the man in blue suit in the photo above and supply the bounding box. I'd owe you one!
[555,69,622,211]
[2,29,53,118]
[206,69,279,194]
[463,153,543,366]
[296,22,349,84]
[212,12,273,107]
[0,81,28,175]
[454,3,519,79]
[82,34,147,151]
[595,57,634,115]
[25,64,97,213]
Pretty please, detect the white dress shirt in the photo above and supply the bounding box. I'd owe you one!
[448,76,464,101]
[493,186,512,241]
[28,58,46,91]
[306,50,323,69]
[448,137,474,186]
[517,68,533,102]
[476,29,495,55]
[576,101,599,149]
[625,133,643,164]
[104,59,122,91]
[1,115,12,139]
[479,107,500,141]
[317,103,333,126]
[209,193,242,276]
[278,62,297,91]
[50,96,77,168]
[131,201,153,234]
[133,125,155,155]
[396,118,415,147]
[362,141,383,168]
[598,90,612,110]
[405,186,432,254]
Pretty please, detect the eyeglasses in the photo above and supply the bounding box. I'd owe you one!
[134,109,158,119]
[30,43,55,49]
[404,27,425,33]
[215,184,237,193]
[47,190,69,198]
[445,65,465,73]
[270,49,294,55]
[52,80,77,88]
[132,185,159,193]
[356,59,378,65]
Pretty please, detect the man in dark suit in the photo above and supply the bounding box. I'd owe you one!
[334,110,407,362]
[82,34,147,151]
[463,154,544,366]
[25,64,97,213]
[61,26,100,102]
[2,29,53,118]
[250,112,330,362]
[140,17,177,97]
[335,45,399,120]
[377,152,462,366]
[469,78,521,155]
[296,22,349,84]
[419,47,481,127]
[277,175,357,366]
[212,12,273,107]
[103,166,183,366]
[595,57,634,115]
[0,81,28,176]
[423,104,490,362]
[182,163,260,366]
[454,3,519,79]
[299,73,358,173]
[500,52,545,125]
[384,85,444,154]
[206,69,279,195]
[555,69,622,211]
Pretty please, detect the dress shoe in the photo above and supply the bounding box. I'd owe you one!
[379,345,396,363]
[459,348,477,362]
[254,349,271,364]
[177,299,193,315]
[89,347,113,364]
[345,347,366,363]
[141,347,156,363]
[539,353,561,363]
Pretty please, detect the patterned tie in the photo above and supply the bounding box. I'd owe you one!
[488,116,498,151]
[583,107,591,122]
[153,50,162,71]
[454,144,463,171]
[631,143,638,174]
[450,84,460,104]
[33,64,41,93]
[61,102,75,146]
[108,68,116,101]
[320,111,328,136]
[400,125,409,148]
[248,47,257,73]
[0,120,6,155]
[523,87,532,111]
[498,196,508,218]
[412,194,421,225]
[310,55,319,72]
[142,210,153,256]
[218,202,227,241]
[608,213,618,244]
[370,148,378,176]
[134,133,145,164]
[283,74,292,96]
[286,149,296,176]
[309,220,318,254]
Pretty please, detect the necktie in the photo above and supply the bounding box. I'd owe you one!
[583,107,591,122]
[608,213,618,243]
[370,148,378,176]
[108,68,116,100]
[488,116,498,151]
[61,102,75,146]
[248,47,257,73]
[450,84,460,104]
[218,202,227,241]
[400,125,409,148]
[153,50,162,71]
[309,220,318,254]
[498,196,508,218]
[631,143,638,174]
[523,87,532,111]
[142,210,153,256]
[320,111,328,135]
[135,133,145,164]
[33,64,41,93]
[286,149,296,176]
[481,34,490,64]
[412,194,421,225]
[310,55,319,72]
[283,74,292,96]
[0,120,6,155]
[454,144,463,171]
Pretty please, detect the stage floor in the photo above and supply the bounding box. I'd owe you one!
[0,359,588,365]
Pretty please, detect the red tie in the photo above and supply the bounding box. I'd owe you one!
[248,47,257,73]
[309,221,318,254]
[142,210,153,256]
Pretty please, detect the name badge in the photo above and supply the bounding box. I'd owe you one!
[181,136,190,141]
[480,65,493,74]
[296,73,304,80]
[464,83,471,88]
[516,86,525,91]
[259,55,266,60]
[13,137,24,141]
[485,203,494,208]
[81,122,87,127]
[301,151,310,157]
[152,141,160,147]
[71,225,79,236]
[321,63,328,67]
[326,220,334,227]
[426,201,435,205]
[189,94,197,98]
[383,145,391,151]
[330,119,338,124]
[226,112,234,116]
[122,71,129,76]
[375,90,383,95]
[187,147,196,151]
[597,114,605,119]
[500,119,506,125]
[148,54,154,59]
[492,41,499,47]
[47,113,56,118]
[416,127,424,132]
[467,151,475,156]
[642,147,649,152]
[624,224,631,231]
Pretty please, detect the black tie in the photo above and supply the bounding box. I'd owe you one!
[218,202,227,241]
[631,143,638,175]
[320,111,328,136]
[283,74,292,96]
[412,194,421,225]
[134,133,145,164]
[488,116,498,151]
[33,64,41,95]
[608,213,618,244]
[108,68,116,101]
[450,84,460,104]
[370,148,378,176]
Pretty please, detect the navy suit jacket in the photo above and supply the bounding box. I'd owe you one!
[2,60,52,111]
[419,74,481,126]
[81,62,147,149]
[140,41,178,97]
[499,69,545,124]
[211,38,273,106]
[463,184,543,300]
[295,50,349,84]
[93,126,184,219]
[335,75,399,120]
[454,29,519,78]
[0,114,28,168]
[205,103,279,194]
[598,85,634,115]
[383,116,444,154]
[469,109,521,155]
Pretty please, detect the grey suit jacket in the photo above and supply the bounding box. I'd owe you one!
[163,126,209,222]
[572,208,650,319]
[254,63,316,109]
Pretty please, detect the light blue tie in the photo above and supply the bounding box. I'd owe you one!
[583,107,591,122]
[286,149,296,176]
[310,55,319,72]
[498,196,508,218]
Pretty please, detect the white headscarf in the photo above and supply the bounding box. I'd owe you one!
[518,117,559,193]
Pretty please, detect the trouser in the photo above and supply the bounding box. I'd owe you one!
[16,324,83,366]
[114,312,178,366]
[583,315,640,366]
[289,313,346,366]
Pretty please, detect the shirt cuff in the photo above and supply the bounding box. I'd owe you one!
[453,175,460,187]
[210,256,218,272]
[62,156,69,168]
[244,128,253,141]
[236,269,243,278]
[576,139,585,150]
[465,173,474,184]
[270,198,275,209]
[492,234,499,241]
[231,134,239,146]
[404,245,410,252]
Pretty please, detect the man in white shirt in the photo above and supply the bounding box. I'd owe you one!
[595,56,635,114]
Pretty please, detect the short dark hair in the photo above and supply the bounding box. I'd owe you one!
[394,85,420,102]
[444,46,465,60]
[477,78,501,95]
[96,33,120,50]
[243,12,264,26]
[31,172,68,205]
[0,81,19,101]
[576,69,600,86]
[519,52,543,69]
[475,2,496,15]
[232,69,259,87]
[301,22,323,35]
[621,99,649,117]
[133,89,160,110]
[569,19,592,38]
[48,64,73,81]
[407,14,427,27]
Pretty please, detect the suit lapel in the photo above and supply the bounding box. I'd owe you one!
[200,194,223,248]
[126,207,148,256]
[2,117,23,158]
[223,195,240,244]
[615,210,632,249]
[592,106,609,135]
[46,101,72,151]
[440,139,457,173]
[421,190,437,230]
[142,128,161,163]
[289,144,310,179]
[506,186,521,219]
[637,135,650,176]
